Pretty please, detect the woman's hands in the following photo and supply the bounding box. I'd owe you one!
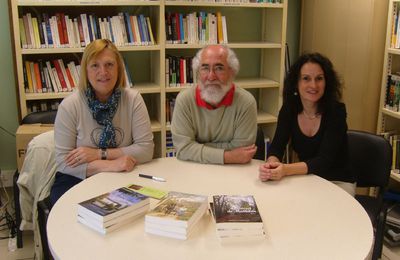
[66,147,100,167]
[259,161,286,181]
[65,147,137,173]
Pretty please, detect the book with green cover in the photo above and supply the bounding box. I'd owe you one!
[126,184,167,200]
[145,191,207,228]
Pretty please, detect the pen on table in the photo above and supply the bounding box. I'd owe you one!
[139,173,166,182]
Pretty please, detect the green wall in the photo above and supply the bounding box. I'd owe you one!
[0,0,301,172]
[0,0,19,171]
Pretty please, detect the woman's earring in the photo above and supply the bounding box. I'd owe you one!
[294,91,298,96]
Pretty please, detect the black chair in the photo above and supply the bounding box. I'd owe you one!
[348,130,392,260]
[21,110,57,124]
[14,110,57,249]
[37,196,53,260]
[254,127,265,161]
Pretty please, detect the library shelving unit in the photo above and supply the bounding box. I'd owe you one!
[377,0,400,181]
[10,0,287,158]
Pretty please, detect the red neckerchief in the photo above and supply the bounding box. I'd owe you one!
[195,84,235,110]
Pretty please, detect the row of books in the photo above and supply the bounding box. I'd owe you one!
[77,184,264,242]
[165,131,176,157]
[166,96,176,125]
[380,130,400,173]
[19,12,155,49]
[166,55,195,87]
[20,0,280,3]
[24,59,80,93]
[23,58,134,94]
[385,203,400,247]
[391,3,400,49]
[385,74,400,112]
[27,100,60,114]
[166,12,228,45]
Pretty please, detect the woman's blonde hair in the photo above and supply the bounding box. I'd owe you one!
[78,39,127,92]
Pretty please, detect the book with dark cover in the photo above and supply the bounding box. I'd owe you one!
[212,195,263,229]
[77,187,149,222]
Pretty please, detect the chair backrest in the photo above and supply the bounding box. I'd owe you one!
[347,130,392,189]
[21,110,57,124]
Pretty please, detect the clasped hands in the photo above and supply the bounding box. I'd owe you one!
[259,161,286,181]
[65,146,136,172]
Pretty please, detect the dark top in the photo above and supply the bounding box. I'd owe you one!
[268,102,354,183]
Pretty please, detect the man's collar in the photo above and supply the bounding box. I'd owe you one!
[195,84,235,110]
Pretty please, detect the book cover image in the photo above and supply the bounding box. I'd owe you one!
[212,195,263,224]
[79,187,148,217]
[146,192,207,223]
[126,184,167,200]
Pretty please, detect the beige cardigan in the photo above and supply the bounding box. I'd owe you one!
[17,130,56,260]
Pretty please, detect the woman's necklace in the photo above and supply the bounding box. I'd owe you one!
[302,110,320,120]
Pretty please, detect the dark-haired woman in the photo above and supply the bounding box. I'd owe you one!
[258,53,355,195]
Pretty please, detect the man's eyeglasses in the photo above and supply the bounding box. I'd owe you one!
[199,65,227,76]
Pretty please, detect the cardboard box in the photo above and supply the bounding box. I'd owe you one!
[16,124,54,172]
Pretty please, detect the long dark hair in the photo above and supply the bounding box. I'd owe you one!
[283,52,342,114]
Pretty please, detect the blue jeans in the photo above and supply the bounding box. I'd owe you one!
[50,172,82,206]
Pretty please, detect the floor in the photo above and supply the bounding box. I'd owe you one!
[0,231,34,260]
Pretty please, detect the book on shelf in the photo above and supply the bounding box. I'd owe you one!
[77,187,150,223]
[125,184,167,200]
[387,203,400,227]
[145,191,207,239]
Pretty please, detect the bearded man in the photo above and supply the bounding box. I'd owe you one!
[171,45,257,164]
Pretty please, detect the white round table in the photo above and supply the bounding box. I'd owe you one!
[47,157,373,260]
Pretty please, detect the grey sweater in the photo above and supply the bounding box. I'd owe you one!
[171,85,257,164]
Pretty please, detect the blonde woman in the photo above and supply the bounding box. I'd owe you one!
[50,39,154,205]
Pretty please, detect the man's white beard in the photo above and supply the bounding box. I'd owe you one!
[199,81,232,105]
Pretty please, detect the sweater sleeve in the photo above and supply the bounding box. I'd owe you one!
[54,97,88,179]
[305,103,348,175]
[268,104,292,161]
[120,92,154,164]
[171,91,225,164]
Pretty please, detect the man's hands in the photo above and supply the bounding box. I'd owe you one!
[224,144,257,164]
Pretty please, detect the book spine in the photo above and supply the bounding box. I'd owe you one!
[52,59,68,92]
[33,62,42,93]
[38,60,48,93]
[19,18,27,49]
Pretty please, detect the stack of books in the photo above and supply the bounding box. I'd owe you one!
[144,191,208,240]
[210,195,265,243]
[385,203,400,246]
[77,187,150,235]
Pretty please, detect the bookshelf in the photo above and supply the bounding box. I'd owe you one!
[10,0,287,158]
[377,0,400,180]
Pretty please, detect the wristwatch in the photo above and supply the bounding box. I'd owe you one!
[101,148,107,160]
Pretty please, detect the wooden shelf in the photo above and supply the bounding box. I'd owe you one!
[382,108,400,120]
[11,0,287,158]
